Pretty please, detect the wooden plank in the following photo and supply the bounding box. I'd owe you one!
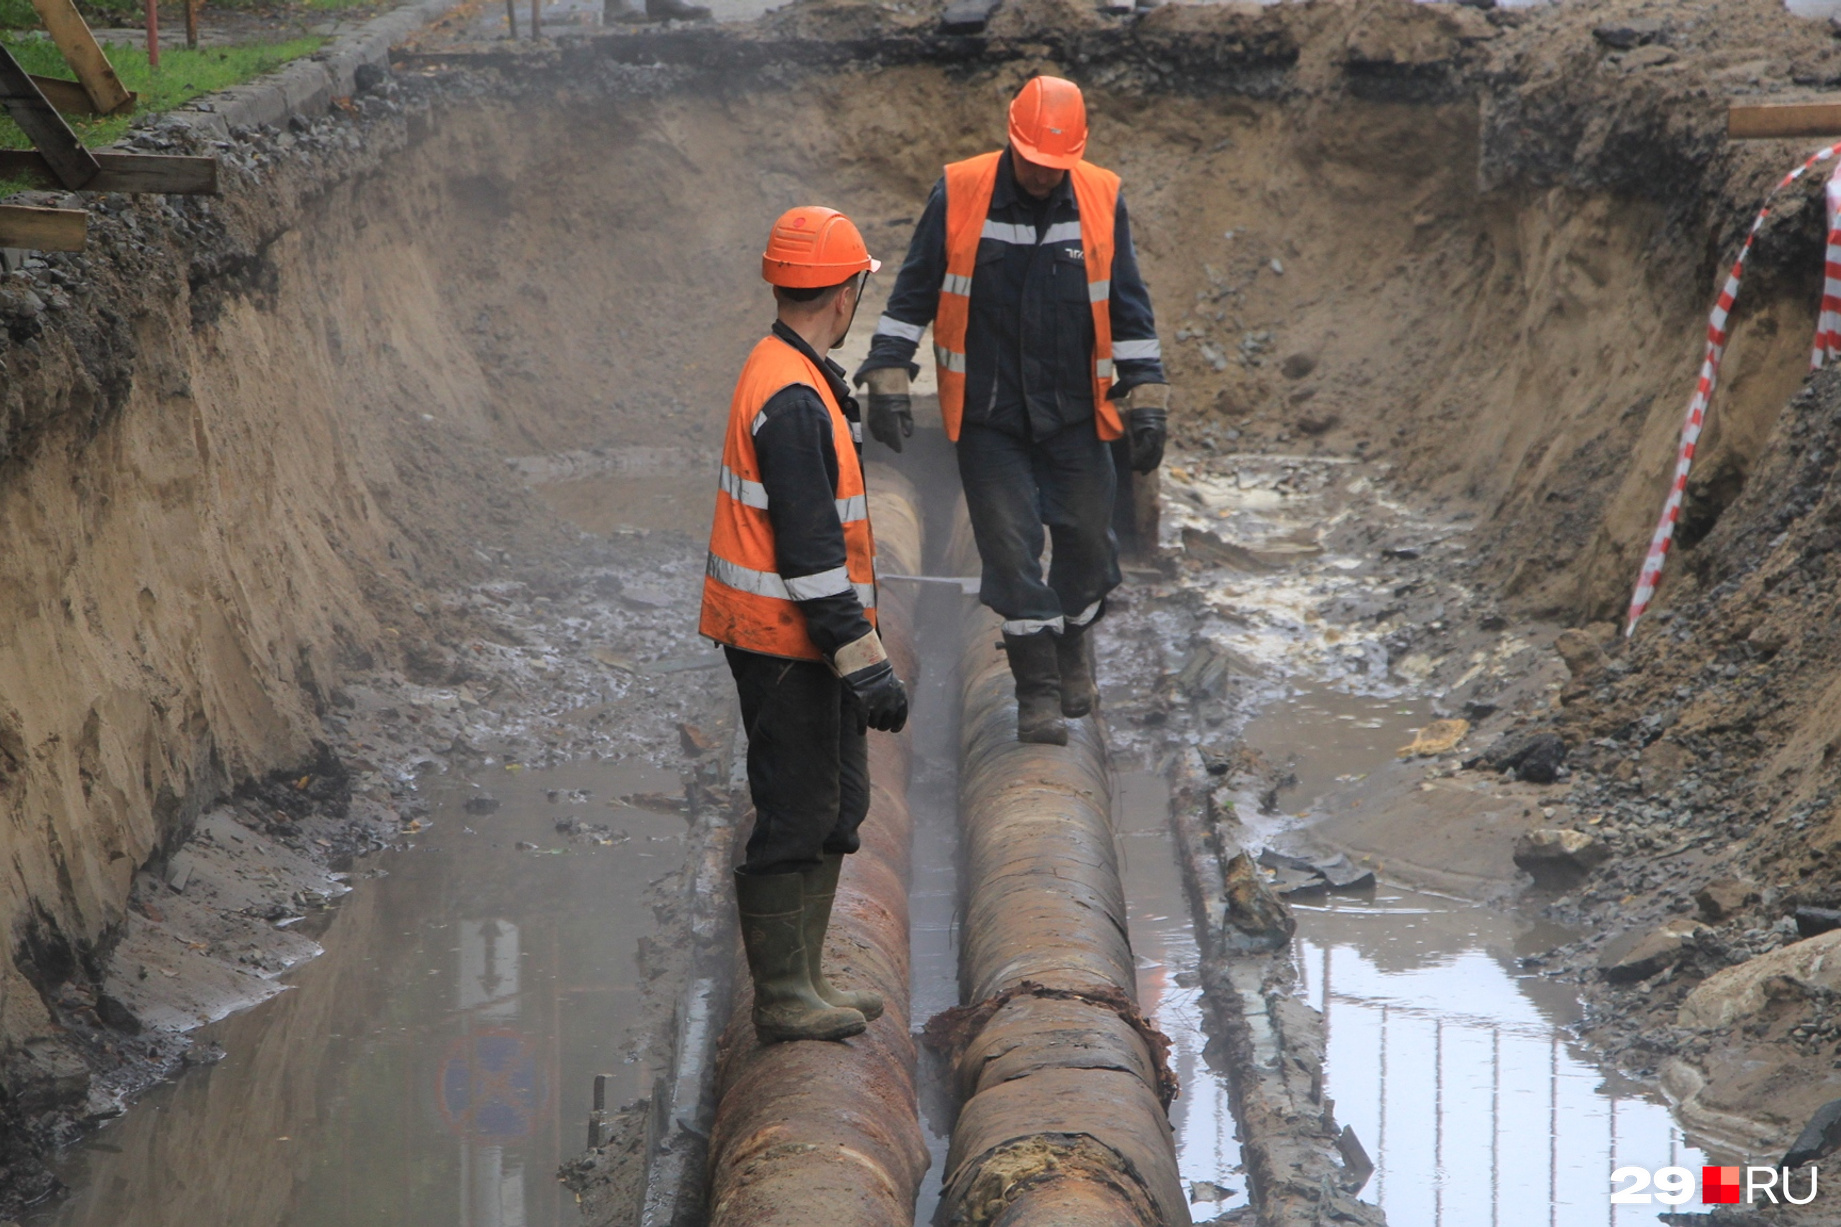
[28,0,134,115]
[0,46,98,189]
[28,74,100,116]
[0,203,85,252]
[1729,101,1841,140]
[0,150,217,194]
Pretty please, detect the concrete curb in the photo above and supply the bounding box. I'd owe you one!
[170,0,458,140]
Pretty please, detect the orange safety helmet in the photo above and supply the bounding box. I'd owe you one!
[1007,75,1087,170]
[761,206,880,288]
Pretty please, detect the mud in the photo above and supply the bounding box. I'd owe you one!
[11,0,1841,1220]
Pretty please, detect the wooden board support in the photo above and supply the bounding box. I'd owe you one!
[1729,101,1841,141]
[0,203,85,251]
[0,46,98,189]
[0,150,217,194]
[29,74,101,116]
[27,0,134,116]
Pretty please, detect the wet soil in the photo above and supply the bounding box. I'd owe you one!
[20,0,1841,1219]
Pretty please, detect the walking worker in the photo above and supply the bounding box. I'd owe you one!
[701,206,910,1044]
[857,74,1169,746]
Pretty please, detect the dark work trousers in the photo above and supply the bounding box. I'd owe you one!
[956,421,1122,636]
[725,647,869,877]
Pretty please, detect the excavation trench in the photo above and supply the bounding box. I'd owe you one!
[3,6,1827,1222]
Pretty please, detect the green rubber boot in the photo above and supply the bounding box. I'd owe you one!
[801,855,884,1023]
[735,870,866,1043]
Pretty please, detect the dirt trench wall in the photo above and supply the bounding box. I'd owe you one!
[557,0,1841,627]
[0,91,631,1142]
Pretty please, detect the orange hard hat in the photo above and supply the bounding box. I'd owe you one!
[1008,75,1087,170]
[761,206,880,288]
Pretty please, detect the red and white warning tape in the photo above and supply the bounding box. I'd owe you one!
[1625,143,1841,635]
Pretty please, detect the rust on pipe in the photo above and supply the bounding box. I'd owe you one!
[930,507,1190,1227]
[704,463,930,1227]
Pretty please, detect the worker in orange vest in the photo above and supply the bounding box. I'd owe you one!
[857,75,1168,745]
[701,206,909,1044]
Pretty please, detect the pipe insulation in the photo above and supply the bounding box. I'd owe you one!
[704,463,930,1227]
[928,509,1191,1227]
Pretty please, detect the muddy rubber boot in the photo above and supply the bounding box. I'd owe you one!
[800,854,884,1022]
[734,870,867,1043]
[1056,623,1097,719]
[646,0,710,19]
[1003,630,1067,746]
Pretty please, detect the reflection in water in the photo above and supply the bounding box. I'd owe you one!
[908,585,965,1227]
[1116,771,1249,1218]
[30,760,685,1227]
[1233,684,1712,1222]
[1295,888,1707,1226]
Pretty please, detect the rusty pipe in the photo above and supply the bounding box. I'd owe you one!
[704,463,930,1227]
[929,507,1191,1227]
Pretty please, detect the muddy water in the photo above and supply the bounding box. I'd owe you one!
[907,584,965,1227]
[28,761,688,1227]
[1116,770,1251,1219]
[1241,697,1710,1225]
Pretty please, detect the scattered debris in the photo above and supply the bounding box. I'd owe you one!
[1696,878,1761,923]
[1513,828,1610,886]
[1221,852,1297,953]
[1597,922,1702,984]
[1397,718,1469,758]
[1478,731,1567,784]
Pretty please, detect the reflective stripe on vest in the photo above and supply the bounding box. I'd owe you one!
[719,464,868,523]
[699,335,878,661]
[933,151,1125,443]
[706,554,877,608]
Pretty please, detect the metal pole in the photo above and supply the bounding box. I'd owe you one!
[143,0,158,68]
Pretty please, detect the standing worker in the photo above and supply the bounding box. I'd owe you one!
[857,74,1169,746]
[701,206,909,1044]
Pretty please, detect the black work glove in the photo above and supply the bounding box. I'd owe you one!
[863,367,914,453]
[844,660,909,734]
[1128,405,1167,474]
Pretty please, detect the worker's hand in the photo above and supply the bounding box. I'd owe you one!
[845,661,909,734]
[864,367,914,454]
[835,629,908,733]
[1125,383,1169,474]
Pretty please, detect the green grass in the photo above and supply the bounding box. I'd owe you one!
[0,33,323,149]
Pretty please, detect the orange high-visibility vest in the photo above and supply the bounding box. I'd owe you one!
[700,334,877,661]
[933,151,1124,443]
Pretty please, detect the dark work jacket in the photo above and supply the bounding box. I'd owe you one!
[750,321,874,659]
[858,148,1166,440]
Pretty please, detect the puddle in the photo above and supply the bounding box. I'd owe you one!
[1237,696,1714,1224]
[28,760,688,1227]
[1294,887,1707,1225]
[1240,687,1430,818]
[908,584,965,1227]
[1116,770,1250,1219]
